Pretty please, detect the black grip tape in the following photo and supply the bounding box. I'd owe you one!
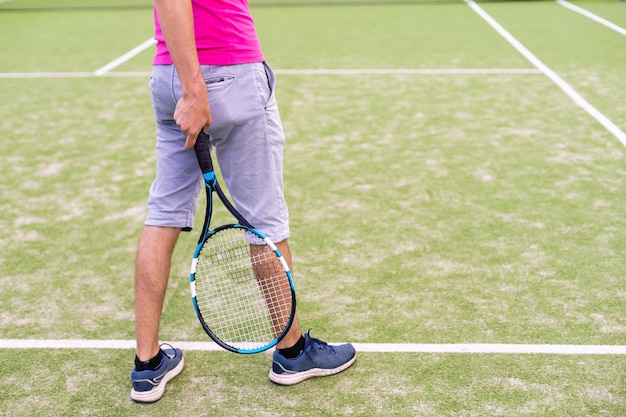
[194,131,214,174]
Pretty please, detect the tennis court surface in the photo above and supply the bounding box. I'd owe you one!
[0,0,624,415]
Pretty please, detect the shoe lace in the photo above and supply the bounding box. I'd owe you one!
[159,342,178,359]
[306,331,335,353]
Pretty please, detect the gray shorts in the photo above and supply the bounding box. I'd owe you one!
[146,62,289,242]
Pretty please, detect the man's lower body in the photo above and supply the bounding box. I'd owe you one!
[131,62,356,403]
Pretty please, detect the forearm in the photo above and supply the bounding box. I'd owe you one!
[154,0,211,146]
[154,0,204,95]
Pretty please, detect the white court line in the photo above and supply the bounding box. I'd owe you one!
[0,68,541,79]
[0,72,103,78]
[465,0,626,148]
[93,38,156,76]
[0,339,625,354]
[557,0,626,37]
[275,68,541,75]
[0,71,150,78]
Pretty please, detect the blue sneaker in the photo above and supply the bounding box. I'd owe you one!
[269,332,356,385]
[130,346,184,403]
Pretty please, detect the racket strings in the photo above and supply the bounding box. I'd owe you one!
[194,228,293,348]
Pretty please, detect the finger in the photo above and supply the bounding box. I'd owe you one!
[184,132,197,149]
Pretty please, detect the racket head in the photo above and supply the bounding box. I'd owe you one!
[190,224,296,354]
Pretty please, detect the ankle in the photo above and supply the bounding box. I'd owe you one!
[277,335,305,359]
[135,349,163,371]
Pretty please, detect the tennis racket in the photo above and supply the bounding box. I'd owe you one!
[189,131,297,354]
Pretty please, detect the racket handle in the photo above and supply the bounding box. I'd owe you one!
[194,131,214,174]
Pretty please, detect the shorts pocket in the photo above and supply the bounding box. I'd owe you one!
[204,75,236,89]
[255,63,276,109]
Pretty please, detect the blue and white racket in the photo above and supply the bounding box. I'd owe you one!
[190,131,296,354]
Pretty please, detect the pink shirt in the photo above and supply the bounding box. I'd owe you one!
[153,0,265,66]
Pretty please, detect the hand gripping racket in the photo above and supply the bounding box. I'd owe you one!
[190,131,297,354]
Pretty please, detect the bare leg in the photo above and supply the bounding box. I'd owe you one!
[134,225,181,361]
[273,239,302,350]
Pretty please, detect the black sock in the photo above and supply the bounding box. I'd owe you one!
[135,350,163,371]
[277,335,305,359]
